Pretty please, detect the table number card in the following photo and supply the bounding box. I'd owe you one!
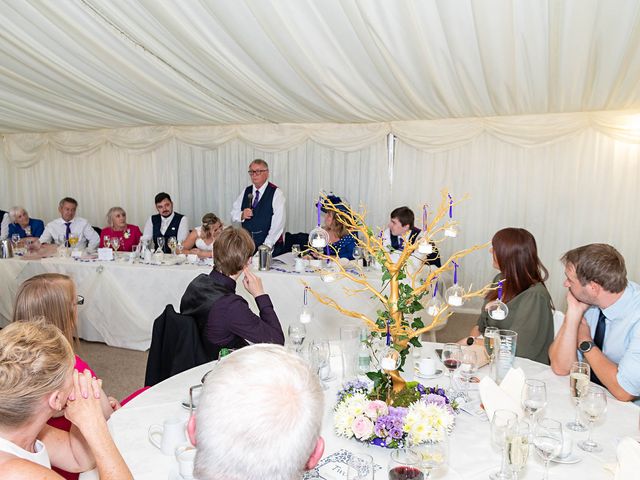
[97,248,114,261]
[304,449,381,479]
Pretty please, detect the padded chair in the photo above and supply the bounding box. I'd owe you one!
[553,310,565,337]
[283,232,310,254]
[144,304,210,386]
[92,225,102,236]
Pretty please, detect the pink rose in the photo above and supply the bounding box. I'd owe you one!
[364,400,388,420]
[351,415,374,440]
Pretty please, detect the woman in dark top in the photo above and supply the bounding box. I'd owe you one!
[469,227,554,364]
[180,227,284,357]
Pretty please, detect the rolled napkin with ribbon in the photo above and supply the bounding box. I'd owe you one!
[614,437,640,479]
[478,368,525,420]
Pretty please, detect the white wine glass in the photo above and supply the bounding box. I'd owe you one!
[417,436,448,479]
[578,385,607,452]
[521,379,547,423]
[110,236,120,253]
[346,453,374,480]
[566,361,590,431]
[490,409,518,480]
[103,235,111,250]
[352,245,363,264]
[288,323,306,353]
[168,236,177,254]
[459,349,478,401]
[533,418,562,480]
[441,343,462,394]
[506,420,530,480]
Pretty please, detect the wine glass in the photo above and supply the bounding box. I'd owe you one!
[352,245,363,265]
[309,340,331,390]
[506,420,530,480]
[441,343,462,394]
[490,409,517,480]
[566,361,590,431]
[578,385,607,452]
[484,326,499,362]
[459,349,478,400]
[388,449,423,480]
[416,435,448,478]
[176,242,184,255]
[288,323,306,353]
[168,236,178,254]
[110,236,120,253]
[11,233,20,249]
[533,418,563,480]
[103,235,111,249]
[346,453,374,480]
[156,237,165,253]
[68,233,79,248]
[521,379,547,423]
[291,244,301,258]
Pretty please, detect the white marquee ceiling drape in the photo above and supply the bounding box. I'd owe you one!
[1,0,640,132]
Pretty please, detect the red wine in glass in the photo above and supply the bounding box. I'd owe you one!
[389,466,424,480]
[443,358,461,372]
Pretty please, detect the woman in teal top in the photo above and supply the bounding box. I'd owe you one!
[470,228,554,365]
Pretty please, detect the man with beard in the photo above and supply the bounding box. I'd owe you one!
[142,192,189,253]
[549,243,640,402]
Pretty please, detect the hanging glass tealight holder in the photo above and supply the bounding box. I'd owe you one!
[379,321,400,371]
[320,261,339,283]
[445,261,465,307]
[486,280,509,320]
[444,194,458,237]
[309,198,329,248]
[418,205,434,254]
[299,287,313,324]
[425,279,444,316]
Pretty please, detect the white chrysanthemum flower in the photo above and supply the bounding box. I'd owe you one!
[403,401,454,445]
[334,401,354,437]
[345,393,368,417]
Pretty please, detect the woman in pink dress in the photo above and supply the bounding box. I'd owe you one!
[99,207,142,252]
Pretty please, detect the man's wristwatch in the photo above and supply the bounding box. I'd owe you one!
[579,341,595,353]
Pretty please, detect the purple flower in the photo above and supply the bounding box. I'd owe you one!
[425,393,446,406]
[389,427,404,439]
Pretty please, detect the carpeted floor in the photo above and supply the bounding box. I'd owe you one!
[79,311,478,401]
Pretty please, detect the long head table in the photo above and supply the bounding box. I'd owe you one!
[79,344,638,480]
[0,254,374,350]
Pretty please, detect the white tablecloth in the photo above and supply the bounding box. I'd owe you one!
[0,255,376,350]
[80,344,638,480]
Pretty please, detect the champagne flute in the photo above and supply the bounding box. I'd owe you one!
[533,418,562,480]
[521,379,547,423]
[288,323,306,353]
[506,420,530,480]
[566,361,590,431]
[346,453,374,480]
[578,385,607,452]
[459,349,478,400]
[388,449,424,480]
[441,343,462,393]
[103,235,111,249]
[484,326,499,363]
[490,409,517,480]
[156,236,165,253]
[111,236,120,253]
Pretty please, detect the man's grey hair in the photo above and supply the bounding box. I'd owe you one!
[194,344,324,480]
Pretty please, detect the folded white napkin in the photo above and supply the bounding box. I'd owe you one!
[614,437,640,480]
[478,368,525,420]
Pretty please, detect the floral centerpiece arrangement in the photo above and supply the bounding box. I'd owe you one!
[334,379,457,448]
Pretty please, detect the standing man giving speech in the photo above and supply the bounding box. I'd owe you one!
[231,159,285,256]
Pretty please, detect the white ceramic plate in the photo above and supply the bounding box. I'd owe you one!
[414,369,444,380]
[551,453,582,464]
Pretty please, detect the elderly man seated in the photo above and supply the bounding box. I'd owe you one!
[8,206,45,239]
[39,197,100,250]
[187,344,324,480]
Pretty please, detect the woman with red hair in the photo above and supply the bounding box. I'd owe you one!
[469,227,554,364]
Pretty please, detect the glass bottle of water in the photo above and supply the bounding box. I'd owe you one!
[357,329,371,375]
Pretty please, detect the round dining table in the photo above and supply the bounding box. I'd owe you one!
[80,343,638,480]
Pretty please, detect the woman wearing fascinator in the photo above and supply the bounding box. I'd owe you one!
[315,195,357,261]
[183,213,224,258]
[465,227,554,364]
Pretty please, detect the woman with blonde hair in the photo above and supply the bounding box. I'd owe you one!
[318,195,357,260]
[0,320,132,479]
[99,206,142,252]
[182,212,224,258]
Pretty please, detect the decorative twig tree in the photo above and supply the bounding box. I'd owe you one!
[306,191,492,396]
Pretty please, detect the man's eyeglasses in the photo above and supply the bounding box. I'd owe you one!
[76,295,84,305]
[248,169,268,175]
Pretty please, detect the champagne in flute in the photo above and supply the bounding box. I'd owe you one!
[484,326,499,360]
[506,434,529,472]
[168,236,177,254]
[567,361,590,432]
[569,372,590,400]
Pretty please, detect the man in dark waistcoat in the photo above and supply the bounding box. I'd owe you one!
[230,159,285,255]
[382,206,441,268]
[142,192,189,253]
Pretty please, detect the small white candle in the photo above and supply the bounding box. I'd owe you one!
[418,242,433,254]
[380,357,396,371]
[299,311,312,324]
[447,294,463,306]
[491,309,506,320]
[444,228,457,238]
[311,238,326,248]
[427,305,439,316]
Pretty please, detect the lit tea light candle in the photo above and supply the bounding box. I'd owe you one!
[491,309,506,320]
[311,238,326,248]
[418,241,433,254]
[444,227,457,238]
[427,305,439,316]
[447,294,463,306]
[299,310,312,324]
[380,357,396,371]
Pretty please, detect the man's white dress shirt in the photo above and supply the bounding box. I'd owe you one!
[40,217,100,250]
[230,183,285,248]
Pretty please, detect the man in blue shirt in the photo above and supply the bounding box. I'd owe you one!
[550,243,640,402]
